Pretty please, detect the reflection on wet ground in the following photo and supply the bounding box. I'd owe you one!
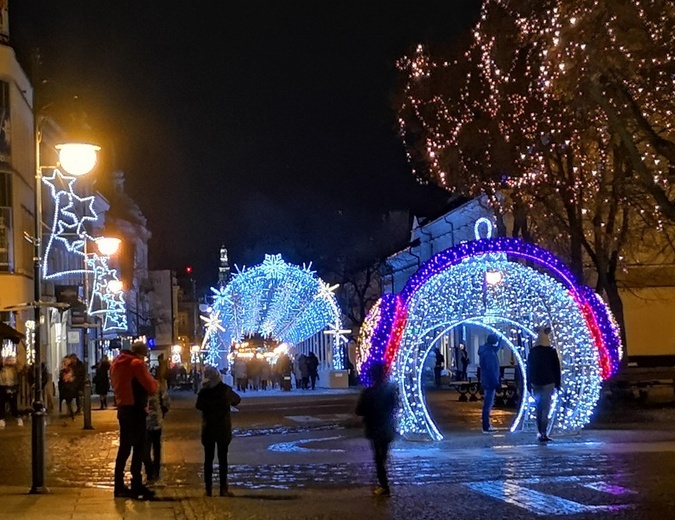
[53,445,630,490]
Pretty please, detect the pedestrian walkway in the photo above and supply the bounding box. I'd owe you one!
[236,387,360,399]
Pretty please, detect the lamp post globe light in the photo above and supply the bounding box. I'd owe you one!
[95,236,121,256]
[55,142,101,176]
[32,131,100,493]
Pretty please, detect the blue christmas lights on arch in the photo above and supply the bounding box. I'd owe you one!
[358,218,623,440]
[202,254,346,368]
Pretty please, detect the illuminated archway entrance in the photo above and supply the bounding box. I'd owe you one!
[358,220,623,440]
[201,254,347,370]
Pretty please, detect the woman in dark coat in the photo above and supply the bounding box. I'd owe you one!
[93,356,111,409]
[196,365,241,497]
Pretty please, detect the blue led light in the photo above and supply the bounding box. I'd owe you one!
[202,254,345,369]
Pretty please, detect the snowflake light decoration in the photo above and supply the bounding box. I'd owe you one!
[202,254,345,369]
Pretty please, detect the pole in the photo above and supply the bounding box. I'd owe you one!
[30,112,47,494]
[82,242,93,430]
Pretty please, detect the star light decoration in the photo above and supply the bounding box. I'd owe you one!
[200,310,227,366]
[41,168,127,331]
[358,219,623,440]
[201,254,346,368]
[84,254,128,332]
[42,169,99,275]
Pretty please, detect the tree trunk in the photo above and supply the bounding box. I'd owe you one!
[603,277,628,361]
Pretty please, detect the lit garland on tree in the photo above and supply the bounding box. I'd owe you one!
[396,0,675,328]
[359,220,623,439]
[202,254,346,368]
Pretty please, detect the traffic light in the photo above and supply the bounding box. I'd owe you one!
[186,266,192,274]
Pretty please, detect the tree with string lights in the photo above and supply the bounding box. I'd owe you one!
[395,0,675,330]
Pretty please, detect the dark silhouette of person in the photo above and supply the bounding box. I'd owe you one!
[433,348,444,388]
[527,327,561,443]
[356,362,398,497]
[69,353,86,414]
[459,344,469,381]
[479,334,501,433]
[93,356,111,409]
[196,365,241,497]
[306,352,319,390]
[110,342,158,499]
[277,354,293,391]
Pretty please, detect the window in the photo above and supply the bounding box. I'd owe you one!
[0,171,12,271]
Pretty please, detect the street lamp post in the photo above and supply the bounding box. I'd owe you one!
[31,123,100,493]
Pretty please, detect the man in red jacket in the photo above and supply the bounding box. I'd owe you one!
[111,342,158,499]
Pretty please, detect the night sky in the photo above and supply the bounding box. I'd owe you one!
[11,1,481,288]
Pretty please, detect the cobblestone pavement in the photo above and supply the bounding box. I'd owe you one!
[1,391,674,518]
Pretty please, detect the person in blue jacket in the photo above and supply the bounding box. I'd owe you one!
[479,334,501,433]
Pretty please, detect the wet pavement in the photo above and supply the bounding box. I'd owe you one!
[1,389,674,518]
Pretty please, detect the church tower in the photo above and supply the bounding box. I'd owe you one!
[218,245,231,287]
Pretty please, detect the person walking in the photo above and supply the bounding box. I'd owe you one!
[295,354,307,389]
[260,360,271,391]
[196,365,241,497]
[277,353,293,391]
[459,344,469,381]
[93,356,111,410]
[110,342,158,499]
[233,356,247,393]
[144,376,169,483]
[433,347,445,388]
[58,356,77,420]
[356,362,398,497]
[478,334,501,433]
[0,357,22,428]
[306,351,319,390]
[69,353,86,415]
[527,327,561,443]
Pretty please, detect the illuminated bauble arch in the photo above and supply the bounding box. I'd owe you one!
[201,254,347,368]
[358,219,623,440]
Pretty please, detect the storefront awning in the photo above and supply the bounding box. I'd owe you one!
[0,322,25,344]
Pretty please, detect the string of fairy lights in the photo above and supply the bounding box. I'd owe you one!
[202,254,346,368]
[358,218,622,440]
[396,0,674,278]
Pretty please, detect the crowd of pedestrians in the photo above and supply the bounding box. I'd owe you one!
[231,351,321,392]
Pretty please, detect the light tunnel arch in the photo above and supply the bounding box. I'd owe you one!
[358,229,622,440]
[391,256,601,440]
[200,254,347,369]
[395,316,533,441]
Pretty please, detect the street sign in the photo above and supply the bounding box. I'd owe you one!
[70,322,101,329]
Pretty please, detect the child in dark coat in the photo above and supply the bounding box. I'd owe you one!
[196,366,241,497]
